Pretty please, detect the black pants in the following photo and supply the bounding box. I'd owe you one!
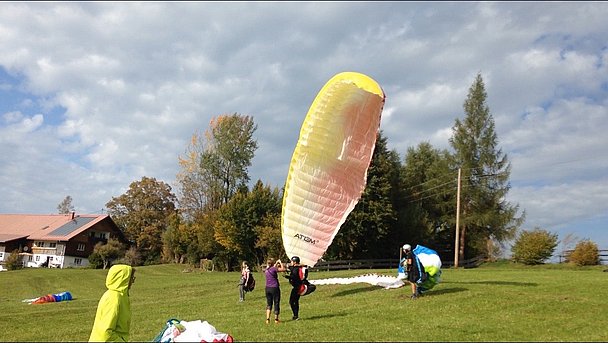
[289,287,300,318]
[266,286,281,315]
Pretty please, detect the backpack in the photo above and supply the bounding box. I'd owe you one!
[244,271,255,292]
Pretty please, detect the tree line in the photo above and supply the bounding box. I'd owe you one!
[67,74,530,270]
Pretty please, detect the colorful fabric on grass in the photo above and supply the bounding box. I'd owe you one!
[22,291,73,304]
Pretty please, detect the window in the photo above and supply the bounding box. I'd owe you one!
[35,256,40,262]
[49,242,57,248]
[35,241,44,247]
[49,256,54,261]
[28,256,33,262]
[0,252,3,259]
[77,243,85,251]
[74,258,82,265]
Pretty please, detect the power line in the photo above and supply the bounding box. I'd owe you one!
[403,171,456,192]
[403,171,503,203]
[403,179,456,202]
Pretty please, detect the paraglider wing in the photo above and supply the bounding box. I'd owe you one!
[23,291,73,304]
[310,273,406,289]
[412,245,442,292]
[282,72,385,267]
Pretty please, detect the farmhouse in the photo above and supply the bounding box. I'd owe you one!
[0,212,126,269]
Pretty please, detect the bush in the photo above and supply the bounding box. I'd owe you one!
[568,240,600,266]
[121,247,142,266]
[4,250,24,270]
[87,252,104,269]
[511,227,558,265]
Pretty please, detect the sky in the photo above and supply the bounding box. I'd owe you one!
[1,2,607,257]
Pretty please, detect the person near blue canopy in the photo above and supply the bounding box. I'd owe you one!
[401,244,426,299]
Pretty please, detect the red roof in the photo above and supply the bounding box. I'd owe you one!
[0,213,114,242]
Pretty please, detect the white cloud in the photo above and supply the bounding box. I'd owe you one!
[0,2,607,248]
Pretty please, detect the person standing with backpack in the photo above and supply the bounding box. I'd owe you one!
[263,258,286,324]
[402,244,426,299]
[238,261,251,302]
[286,256,316,321]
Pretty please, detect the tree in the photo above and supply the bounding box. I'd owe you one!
[400,142,455,258]
[4,250,23,270]
[93,238,125,269]
[121,247,142,267]
[205,114,258,208]
[192,212,223,263]
[449,73,524,260]
[176,132,211,220]
[214,180,282,269]
[254,212,285,262]
[105,176,177,265]
[511,227,558,265]
[161,213,187,263]
[57,195,74,214]
[162,212,220,266]
[176,113,258,217]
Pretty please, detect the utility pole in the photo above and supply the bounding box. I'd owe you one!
[454,168,461,268]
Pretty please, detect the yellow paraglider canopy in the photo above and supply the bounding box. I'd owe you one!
[281,72,385,267]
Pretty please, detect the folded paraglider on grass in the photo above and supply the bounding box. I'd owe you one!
[152,318,233,343]
[22,291,73,304]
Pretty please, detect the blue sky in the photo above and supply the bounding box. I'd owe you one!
[1,2,607,257]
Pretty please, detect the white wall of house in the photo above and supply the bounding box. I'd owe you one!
[22,253,87,268]
[19,241,87,269]
[0,250,88,269]
[63,255,89,268]
[1,240,91,269]
[25,253,44,268]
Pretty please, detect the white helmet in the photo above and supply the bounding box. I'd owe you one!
[402,244,411,251]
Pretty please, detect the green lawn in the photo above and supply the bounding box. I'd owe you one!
[0,262,606,342]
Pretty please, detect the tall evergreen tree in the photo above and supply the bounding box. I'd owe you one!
[449,73,524,260]
[400,142,454,257]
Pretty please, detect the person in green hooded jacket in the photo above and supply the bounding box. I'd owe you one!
[89,264,136,342]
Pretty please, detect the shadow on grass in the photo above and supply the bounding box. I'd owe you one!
[424,287,467,296]
[393,287,467,299]
[331,285,383,297]
[301,312,349,321]
[442,280,538,286]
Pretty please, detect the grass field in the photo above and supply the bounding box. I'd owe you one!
[1,262,607,342]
